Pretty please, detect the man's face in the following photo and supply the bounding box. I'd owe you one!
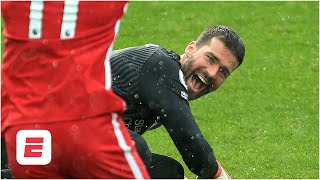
[181,38,238,100]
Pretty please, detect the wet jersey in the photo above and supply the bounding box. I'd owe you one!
[1,1,127,131]
[111,44,219,178]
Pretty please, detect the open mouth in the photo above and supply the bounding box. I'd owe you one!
[190,72,207,92]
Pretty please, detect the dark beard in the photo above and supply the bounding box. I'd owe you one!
[181,56,212,86]
[181,56,194,81]
[181,56,215,100]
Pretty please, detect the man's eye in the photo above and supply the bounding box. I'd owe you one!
[219,68,229,78]
[207,55,215,63]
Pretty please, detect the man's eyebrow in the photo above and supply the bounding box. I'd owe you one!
[207,52,219,61]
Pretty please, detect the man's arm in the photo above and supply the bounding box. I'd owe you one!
[138,48,220,178]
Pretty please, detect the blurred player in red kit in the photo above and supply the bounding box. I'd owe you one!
[1,1,149,178]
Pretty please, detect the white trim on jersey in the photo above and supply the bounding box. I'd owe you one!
[28,0,44,39]
[60,0,79,39]
[179,70,188,91]
[104,20,120,90]
[111,113,144,179]
[105,42,114,90]
[104,3,128,90]
[123,2,129,13]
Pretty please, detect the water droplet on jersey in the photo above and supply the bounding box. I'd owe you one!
[169,129,173,132]
[161,109,165,113]
[159,61,164,66]
[128,82,131,86]
[76,65,82,71]
[52,61,59,68]
[191,136,195,140]
[191,154,194,158]
[42,39,48,45]
[196,133,201,138]
[26,94,33,99]
[134,94,139,99]
[71,50,76,55]
[71,124,79,132]
[156,116,160,120]
[159,78,164,84]
[163,114,167,118]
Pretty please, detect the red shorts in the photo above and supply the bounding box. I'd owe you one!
[4,113,150,179]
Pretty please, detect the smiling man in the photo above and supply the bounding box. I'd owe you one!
[110,25,245,179]
[181,36,239,100]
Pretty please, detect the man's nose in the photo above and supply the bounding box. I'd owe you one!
[207,64,220,78]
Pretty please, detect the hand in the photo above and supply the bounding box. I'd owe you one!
[213,160,231,179]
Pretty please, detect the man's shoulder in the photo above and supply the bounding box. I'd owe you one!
[112,44,179,60]
[112,44,161,56]
[147,45,181,69]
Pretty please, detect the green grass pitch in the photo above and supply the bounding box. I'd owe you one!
[114,2,319,179]
[1,1,319,179]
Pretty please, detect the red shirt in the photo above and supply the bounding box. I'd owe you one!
[1,1,127,132]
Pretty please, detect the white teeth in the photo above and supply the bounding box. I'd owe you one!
[196,73,207,84]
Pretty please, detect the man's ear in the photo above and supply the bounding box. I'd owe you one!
[184,41,197,57]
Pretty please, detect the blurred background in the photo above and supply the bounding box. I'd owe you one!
[114,2,319,179]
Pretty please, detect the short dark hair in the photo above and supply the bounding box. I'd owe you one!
[196,25,245,66]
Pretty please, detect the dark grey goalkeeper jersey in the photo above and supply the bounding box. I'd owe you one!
[110,44,218,178]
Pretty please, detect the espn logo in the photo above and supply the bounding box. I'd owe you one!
[16,130,51,165]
